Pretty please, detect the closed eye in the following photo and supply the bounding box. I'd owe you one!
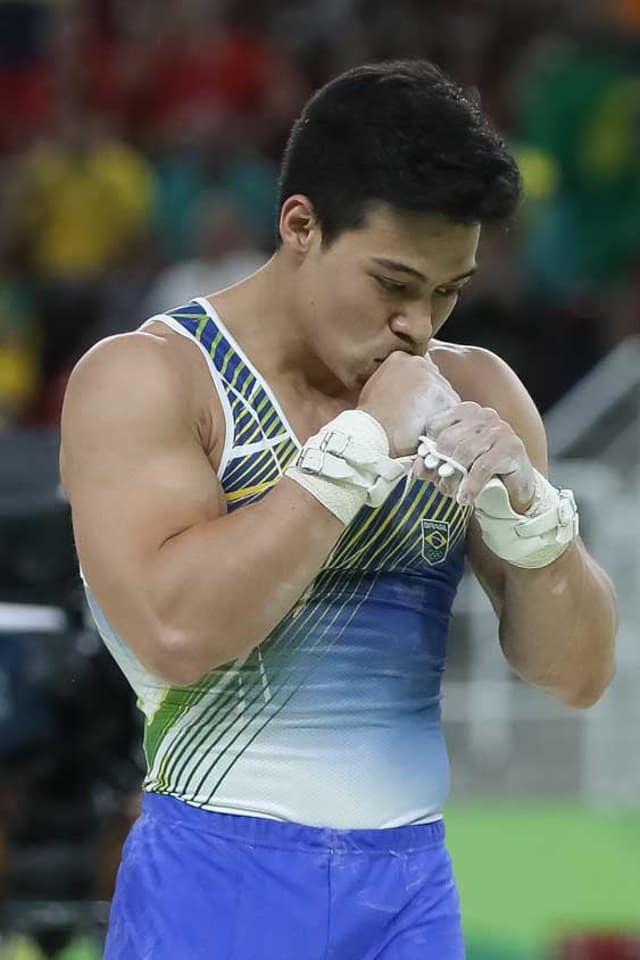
[375,276,409,294]
[434,285,464,298]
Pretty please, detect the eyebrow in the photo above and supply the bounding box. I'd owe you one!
[371,257,477,283]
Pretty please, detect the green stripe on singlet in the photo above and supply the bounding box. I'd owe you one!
[224,442,285,493]
[218,345,236,381]
[195,569,382,806]
[154,564,361,796]
[165,568,371,802]
[231,398,286,448]
[143,663,245,769]
[149,431,299,790]
[224,353,247,397]
[207,329,223,358]
[143,675,218,771]
[226,438,297,491]
[149,659,251,793]
[196,313,208,340]
[171,312,207,321]
[223,388,278,454]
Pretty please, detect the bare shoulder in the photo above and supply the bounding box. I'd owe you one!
[429,340,525,406]
[61,329,217,483]
[429,339,548,472]
[62,331,189,436]
[64,330,183,404]
[60,333,194,487]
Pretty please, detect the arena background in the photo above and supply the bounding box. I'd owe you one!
[0,0,638,957]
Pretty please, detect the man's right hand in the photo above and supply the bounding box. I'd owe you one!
[357,351,461,458]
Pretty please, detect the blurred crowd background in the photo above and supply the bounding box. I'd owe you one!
[0,0,638,958]
[0,0,639,429]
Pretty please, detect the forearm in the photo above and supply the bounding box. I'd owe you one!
[151,478,343,679]
[498,539,617,707]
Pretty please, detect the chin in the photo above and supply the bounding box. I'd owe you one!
[318,351,363,396]
[331,366,361,397]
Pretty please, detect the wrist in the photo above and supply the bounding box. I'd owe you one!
[285,466,367,526]
[285,409,408,526]
[475,470,579,569]
[352,408,391,455]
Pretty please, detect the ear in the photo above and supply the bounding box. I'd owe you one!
[279,195,320,256]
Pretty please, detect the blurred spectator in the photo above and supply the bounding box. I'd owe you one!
[128,0,305,146]
[514,31,640,299]
[144,190,267,316]
[0,0,55,153]
[616,0,640,30]
[0,1,51,68]
[10,101,153,280]
[5,98,155,425]
[151,132,279,262]
[0,275,40,428]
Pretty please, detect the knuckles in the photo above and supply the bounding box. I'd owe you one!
[387,351,423,367]
[435,417,510,456]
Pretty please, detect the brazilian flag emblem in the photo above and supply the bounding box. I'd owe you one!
[421,519,450,566]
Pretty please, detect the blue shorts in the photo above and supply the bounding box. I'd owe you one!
[105,793,464,959]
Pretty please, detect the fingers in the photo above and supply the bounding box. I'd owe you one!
[425,402,498,440]
[457,449,503,503]
[423,451,442,470]
[415,460,462,499]
[413,454,459,498]
[417,428,516,504]
[457,437,519,503]
[417,418,491,500]
[426,418,489,457]
[448,432,496,481]
[415,438,466,499]
[415,400,531,507]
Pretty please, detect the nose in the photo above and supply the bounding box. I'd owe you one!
[389,306,433,354]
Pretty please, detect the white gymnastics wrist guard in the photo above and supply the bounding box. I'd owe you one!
[474,469,579,569]
[285,410,411,525]
[417,438,579,569]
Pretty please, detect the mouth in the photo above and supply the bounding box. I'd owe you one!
[358,354,393,385]
[374,348,416,365]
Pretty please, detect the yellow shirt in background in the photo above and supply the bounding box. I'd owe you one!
[23,141,154,276]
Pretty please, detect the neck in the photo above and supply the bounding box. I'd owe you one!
[208,254,351,399]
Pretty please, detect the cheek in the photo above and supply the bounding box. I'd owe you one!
[332,283,380,334]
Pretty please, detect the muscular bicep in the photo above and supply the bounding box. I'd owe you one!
[464,348,549,615]
[60,332,225,668]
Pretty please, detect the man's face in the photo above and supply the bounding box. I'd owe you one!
[295,204,480,392]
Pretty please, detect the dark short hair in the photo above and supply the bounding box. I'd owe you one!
[278,59,521,246]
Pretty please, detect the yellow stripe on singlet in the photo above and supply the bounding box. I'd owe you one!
[224,479,280,503]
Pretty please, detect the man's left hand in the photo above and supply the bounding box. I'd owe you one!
[414,401,537,514]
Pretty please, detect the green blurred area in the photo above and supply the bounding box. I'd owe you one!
[0,936,100,959]
[446,805,640,959]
